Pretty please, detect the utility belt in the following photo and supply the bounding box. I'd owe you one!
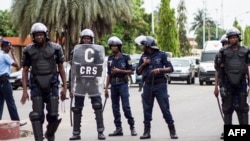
[0,73,9,84]
[145,78,166,85]
[111,76,128,83]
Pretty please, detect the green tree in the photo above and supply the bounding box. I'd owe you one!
[190,9,222,48]
[243,26,250,46]
[176,0,191,56]
[0,10,18,37]
[98,0,151,55]
[157,0,179,57]
[233,20,242,32]
[11,0,132,59]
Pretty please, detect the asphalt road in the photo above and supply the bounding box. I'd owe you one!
[1,78,248,141]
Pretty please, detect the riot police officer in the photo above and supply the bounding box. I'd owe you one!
[104,36,137,137]
[214,34,229,97]
[214,34,230,139]
[69,28,106,140]
[136,36,178,139]
[20,22,67,141]
[216,27,250,138]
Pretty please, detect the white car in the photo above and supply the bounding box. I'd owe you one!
[168,58,196,84]
[8,68,29,90]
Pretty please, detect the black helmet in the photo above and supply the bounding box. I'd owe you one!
[141,36,159,50]
[220,34,228,43]
[226,27,242,41]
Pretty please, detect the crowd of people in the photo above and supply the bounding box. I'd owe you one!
[0,22,249,141]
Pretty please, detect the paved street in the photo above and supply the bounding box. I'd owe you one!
[1,79,246,141]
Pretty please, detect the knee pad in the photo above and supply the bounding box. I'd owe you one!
[29,111,41,121]
[92,102,102,110]
[32,96,44,115]
[48,96,59,116]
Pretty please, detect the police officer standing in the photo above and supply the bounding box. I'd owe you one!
[20,22,67,141]
[69,29,106,140]
[136,36,178,139]
[216,27,250,139]
[0,39,26,126]
[104,36,137,137]
[214,34,229,97]
[214,34,230,139]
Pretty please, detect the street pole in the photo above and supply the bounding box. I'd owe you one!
[151,0,155,34]
[215,9,218,40]
[203,0,206,48]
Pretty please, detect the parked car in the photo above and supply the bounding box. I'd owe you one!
[130,54,142,86]
[9,68,29,90]
[168,58,195,84]
[198,40,222,85]
[103,54,142,88]
[183,56,200,77]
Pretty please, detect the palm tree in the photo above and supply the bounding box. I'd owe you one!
[190,9,215,33]
[11,0,132,59]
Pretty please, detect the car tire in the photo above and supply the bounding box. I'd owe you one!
[199,80,204,85]
[168,80,171,84]
[12,86,18,90]
[187,76,191,84]
[191,77,195,84]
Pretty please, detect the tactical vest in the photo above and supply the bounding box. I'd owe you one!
[27,43,57,75]
[223,47,247,85]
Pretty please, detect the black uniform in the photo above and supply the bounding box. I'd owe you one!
[22,42,65,141]
[216,45,250,125]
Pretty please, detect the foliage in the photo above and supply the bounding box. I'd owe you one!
[190,8,225,48]
[190,9,215,32]
[0,10,18,37]
[97,0,151,55]
[176,0,192,56]
[243,26,250,47]
[233,20,242,32]
[157,0,179,57]
[11,0,132,59]
[195,27,225,49]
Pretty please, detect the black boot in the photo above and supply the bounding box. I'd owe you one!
[69,108,82,140]
[29,112,43,141]
[130,126,137,136]
[98,132,106,140]
[109,127,123,136]
[93,103,106,140]
[140,124,150,139]
[168,124,178,139]
[220,132,224,139]
[45,118,62,141]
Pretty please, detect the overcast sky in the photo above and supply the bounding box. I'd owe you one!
[1,0,250,37]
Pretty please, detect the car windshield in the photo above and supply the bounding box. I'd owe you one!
[201,52,217,62]
[171,59,189,67]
